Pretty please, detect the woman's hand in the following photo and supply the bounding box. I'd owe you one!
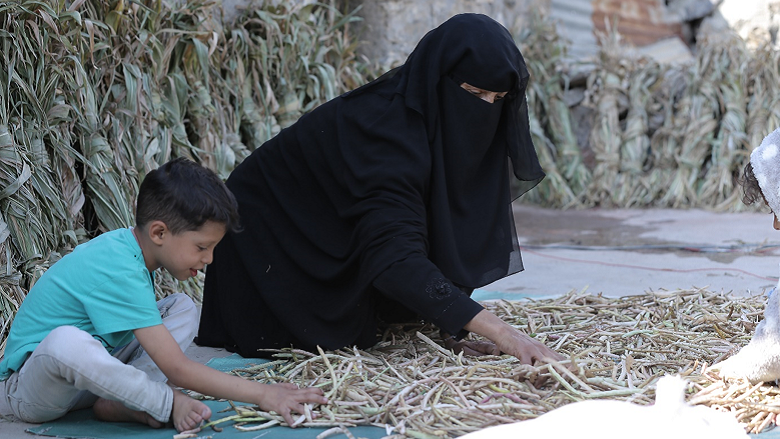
[462,309,564,365]
[491,326,563,365]
[442,334,502,356]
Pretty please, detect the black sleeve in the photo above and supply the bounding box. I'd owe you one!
[336,92,483,338]
[372,256,484,338]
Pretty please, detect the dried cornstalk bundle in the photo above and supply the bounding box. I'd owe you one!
[586,71,624,206]
[0,273,25,356]
[737,42,780,214]
[512,13,780,212]
[0,2,82,301]
[657,33,734,208]
[200,289,768,437]
[696,34,750,210]
[547,93,591,203]
[744,43,780,154]
[524,87,576,207]
[0,0,376,354]
[616,61,661,206]
[646,99,681,206]
[660,91,718,208]
[660,33,730,208]
[584,26,629,206]
[706,81,748,211]
[517,9,590,201]
[516,20,576,207]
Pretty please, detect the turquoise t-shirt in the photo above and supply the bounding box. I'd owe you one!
[0,228,163,379]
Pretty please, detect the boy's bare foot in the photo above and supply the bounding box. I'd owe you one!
[93,397,163,428]
[171,390,211,432]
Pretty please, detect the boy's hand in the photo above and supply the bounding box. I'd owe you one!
[135,325,328,426]
[257,383,328,426]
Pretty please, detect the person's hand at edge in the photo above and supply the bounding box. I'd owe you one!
[255,383,328,427]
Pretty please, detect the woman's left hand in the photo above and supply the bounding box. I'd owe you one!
[441,333,502,356]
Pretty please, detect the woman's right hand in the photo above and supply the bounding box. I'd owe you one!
[463,309,564,365]
[442,333,502,356]
[492,326,563,365]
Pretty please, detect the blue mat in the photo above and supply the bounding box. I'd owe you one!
[26,354,387,439]
[754,426,780,438]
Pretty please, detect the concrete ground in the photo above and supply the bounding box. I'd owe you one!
[2,205,780,438]
[481,205,780,299]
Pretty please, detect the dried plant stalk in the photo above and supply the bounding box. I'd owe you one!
[190,289,772,437]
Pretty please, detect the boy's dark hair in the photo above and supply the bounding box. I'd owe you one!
[739,161,764,207]
[136,158,241,234]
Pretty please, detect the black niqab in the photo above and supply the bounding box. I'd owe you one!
[197,13,544,355]
[347,12,544,287]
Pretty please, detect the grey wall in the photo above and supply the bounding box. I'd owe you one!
[218,0,535,69]
[354,0,535,69]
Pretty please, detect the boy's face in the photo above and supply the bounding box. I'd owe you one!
[156,220,227,281]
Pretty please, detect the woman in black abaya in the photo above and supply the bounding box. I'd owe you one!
[197,13,562,365]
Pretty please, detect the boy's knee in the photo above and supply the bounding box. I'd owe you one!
[159,293,198,320]
[34,326,102,366]
[42,326,95,349]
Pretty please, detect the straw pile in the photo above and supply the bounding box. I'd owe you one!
[517,10,780,210]
[0,0,372,353]
[520,8,582,207]
[185,289,779,437]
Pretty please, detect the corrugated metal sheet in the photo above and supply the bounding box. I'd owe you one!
[551,0,599,60]
[551,0,687,61]
[593,0,684,46]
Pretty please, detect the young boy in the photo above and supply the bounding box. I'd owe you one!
[0,158,327,432]
[712,127,780,383]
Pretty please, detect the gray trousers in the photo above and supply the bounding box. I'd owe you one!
[0,293,198,423]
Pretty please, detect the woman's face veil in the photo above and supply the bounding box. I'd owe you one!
[385,13,545,287]
[393,13,544,193]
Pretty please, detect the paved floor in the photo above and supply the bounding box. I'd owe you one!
[479,205,780,300]
[2,205,780,438]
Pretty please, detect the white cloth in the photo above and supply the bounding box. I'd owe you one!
[0,293,198,423]
[712,279,780,383]
[459,375,748,439]
[751,128,780,216]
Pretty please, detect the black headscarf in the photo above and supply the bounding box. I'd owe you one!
[348,12,545,287]
[197,13,544,354]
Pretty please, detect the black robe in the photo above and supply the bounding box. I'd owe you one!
[197,13,545,356]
